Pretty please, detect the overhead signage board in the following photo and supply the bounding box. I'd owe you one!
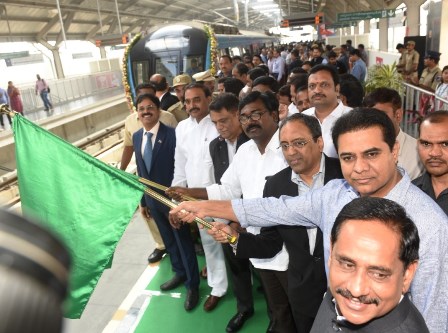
[338,9,395,22]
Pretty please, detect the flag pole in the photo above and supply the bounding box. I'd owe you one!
[142,186,237,244]
[138,177,197,202]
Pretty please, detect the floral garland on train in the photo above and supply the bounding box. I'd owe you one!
[122,33,141,113]
[204,25,218,76]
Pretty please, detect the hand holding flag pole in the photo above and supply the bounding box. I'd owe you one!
[138,178,237,244]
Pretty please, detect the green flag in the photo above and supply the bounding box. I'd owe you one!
[12,114,146,319]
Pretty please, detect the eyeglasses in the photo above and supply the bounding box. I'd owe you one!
[308,82,332,90]
[239,111,266,124]
[278,138,314,151]
[137,105,158,112]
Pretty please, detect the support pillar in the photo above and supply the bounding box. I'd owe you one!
[51,49,65,79]
[402,0,426,36]
[99,46,107,59]
[364,20,370,34]
[439,0,448,67]
[378,18,388,52]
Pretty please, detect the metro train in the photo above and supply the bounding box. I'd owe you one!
[127,21,279,89]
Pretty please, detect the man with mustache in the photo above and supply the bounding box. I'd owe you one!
[171,108,448,333]
[132,93,199,311]
[120,82,177,264]
[169,91,292,332]
[302,64,352,158]
[171,83,226,311]
[413,111,448,215]
[209,113,343,332]
[310,197,429,332]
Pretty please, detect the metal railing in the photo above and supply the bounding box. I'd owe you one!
[17,71,124,113]
[401,82,448,138]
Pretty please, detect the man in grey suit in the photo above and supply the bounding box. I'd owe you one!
[310,197,429,332]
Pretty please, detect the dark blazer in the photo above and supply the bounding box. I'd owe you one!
[236,155,343,318]
[160,92,179,111]
[288,59,303,74]
[209,132,250,184]
[133,122,176,213]
[311,291,429,333]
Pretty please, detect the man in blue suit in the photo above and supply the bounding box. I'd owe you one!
[133,93,200,311]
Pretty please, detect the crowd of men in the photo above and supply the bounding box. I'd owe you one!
[120,41,447,333]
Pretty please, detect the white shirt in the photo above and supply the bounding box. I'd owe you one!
[207,130,290,270]
[290,154,326,255]
[397,129,424,180]
[172,115,218,187]
[140,121,160,156]
[271,56,286,82]
[288,102,298,116]
[302,101,352,158]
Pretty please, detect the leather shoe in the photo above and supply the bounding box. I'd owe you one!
[184,288,199,311]
[226,309,254,332]
[160,275,186,291]
[203,295,222,312]
[147,248,166,264]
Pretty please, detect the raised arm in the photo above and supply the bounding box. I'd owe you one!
[171,200,237,222]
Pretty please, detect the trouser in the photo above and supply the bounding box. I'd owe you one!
[143,216,165,250]
[222,243,253,313]
[199,227,228,296]
[258,269,295,333]
[0,114,12,127]
[151,208,199,290]
[40,91,52,110]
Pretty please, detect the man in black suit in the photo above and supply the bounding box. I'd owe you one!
[310,197,428,333]
[210,113,343,332]
[150,74,179,111]
[133,93,200,311]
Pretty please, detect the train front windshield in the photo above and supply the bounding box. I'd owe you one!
[154,54,179,86]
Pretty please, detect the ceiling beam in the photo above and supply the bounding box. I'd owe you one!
[56,12,75,46]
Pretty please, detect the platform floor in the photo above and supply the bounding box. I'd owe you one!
[63,211,153,333]
[63,210,270,333]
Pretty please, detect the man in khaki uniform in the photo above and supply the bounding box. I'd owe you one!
[170,74,191,122]
[419,51,442,91]
[396,43,406,74]
[404,40,420,84]
[193,70,218,99]
[418,51,442,113]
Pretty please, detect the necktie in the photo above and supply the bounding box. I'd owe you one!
[143,132,153,174]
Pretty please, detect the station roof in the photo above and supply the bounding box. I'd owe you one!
[0,0,399,45]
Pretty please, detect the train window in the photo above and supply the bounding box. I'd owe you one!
[147,37,189,51]
[133,61,149,84]
[183,56,204,76]
[155,56,178,86]
[230,47,241,56]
